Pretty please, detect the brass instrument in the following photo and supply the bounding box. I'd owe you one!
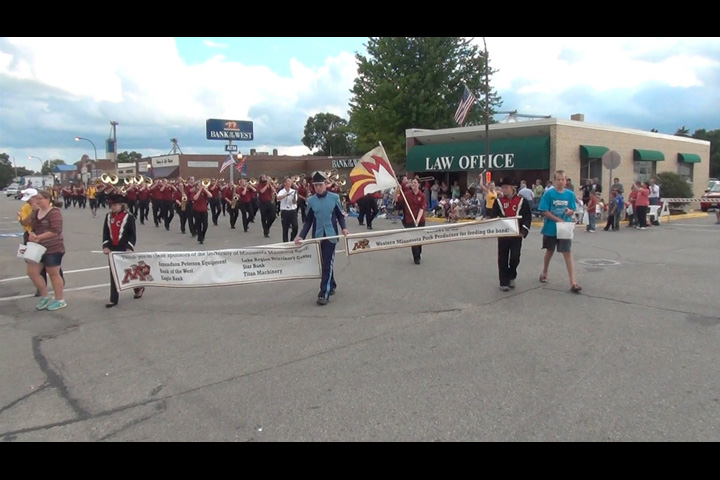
[135,174,145,184]
[417,176,436,182]
[119,185,127,195]
[249,177,257,186]
[108,174,119,185]
[181,192,187,211]
[231,193,239,209]
[201,178,211,188]
[123,175,135,185]
[177,176,185,185]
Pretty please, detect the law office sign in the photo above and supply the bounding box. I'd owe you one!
[206,119,254,141]
[406,136,550,172]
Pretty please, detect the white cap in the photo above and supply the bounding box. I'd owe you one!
[20,188,38,202]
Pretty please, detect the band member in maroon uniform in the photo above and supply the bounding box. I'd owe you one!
[192,180,212,245]
[160,179,175,230]
[395,178,426,264]
[224,180,240,229]
[296,177,309,223]
[173,184,188,234]
[257,174,277,238]
[126,182,138,217]
[209,178,222,226]
[184,176,196,237]
[488,177,532,291]
[102,192,144,308]
[149,179,163,227]
[136,180,150,225]
[62,184,73,209]
[237,178,256,232]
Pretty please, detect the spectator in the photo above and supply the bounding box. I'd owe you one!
[626,183,638,227]
[611,177,624,196]
[21,190,67,311]
[518,181,534,205]
[591,177,602,194]
[581,178,593,206]
[585,191,599,233]
[566,177,575,192]
[532,179,545,215]
[603,191,619,231]
[478,180,498,218]
[648,178,661,206]
[635,181,651,229]
[450,180,461,200]
[429,180,440,212]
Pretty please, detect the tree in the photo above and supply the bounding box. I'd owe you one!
[674,126,690,137]
[117,151,144,163]
[691,128,720,178]
[302,113,356,156]
[655,171,692,198]
[0,153,14,188]
[348,37,502,171]
[42,159,66,175]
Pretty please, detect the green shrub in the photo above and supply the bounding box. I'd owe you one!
[655,172,693,199]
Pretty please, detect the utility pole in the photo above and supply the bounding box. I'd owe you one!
[110,121,118,163]
[483,37,490,180]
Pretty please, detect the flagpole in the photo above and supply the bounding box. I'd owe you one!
[378,141,419,226]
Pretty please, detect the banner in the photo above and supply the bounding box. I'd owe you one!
[344,217,519,255]
[109,244,321,291]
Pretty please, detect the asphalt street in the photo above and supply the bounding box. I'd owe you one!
[1,196,718,441]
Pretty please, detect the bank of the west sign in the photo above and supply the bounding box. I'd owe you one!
[406,136,550,172]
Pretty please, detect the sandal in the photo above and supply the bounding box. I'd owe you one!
[133,287,145,299]
[570,284,582,293]
[539,274,548,283]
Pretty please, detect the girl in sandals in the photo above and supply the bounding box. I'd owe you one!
[537,170,582,293]
[102,191,145,307]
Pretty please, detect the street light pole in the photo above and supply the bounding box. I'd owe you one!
[28,155,44,174]
[483,37,490,178]
[75,136,98,161]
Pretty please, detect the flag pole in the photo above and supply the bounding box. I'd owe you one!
[378,141,419,226]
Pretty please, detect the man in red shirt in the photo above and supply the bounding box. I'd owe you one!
[396,178,426,264]
[184,176,196,236]
[149,179,163,227]
[159,179,175,231]
[209,178,222,226]
[136,181,150,225]
[237,178,256,232]
[297,177,309,223]
[224,180,240,229]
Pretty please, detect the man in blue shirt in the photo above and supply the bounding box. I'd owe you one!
[538,170,582,293]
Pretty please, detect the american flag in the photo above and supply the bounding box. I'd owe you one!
[235,159,244,174]
[454,84,476,127]
[219,155,234,173]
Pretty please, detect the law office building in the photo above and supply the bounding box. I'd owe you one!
[405,114,711,198]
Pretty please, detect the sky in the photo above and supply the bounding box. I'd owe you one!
[1,37,719,172]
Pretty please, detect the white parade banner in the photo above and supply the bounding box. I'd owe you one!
[344,217,520,255]
[109,243,322,291]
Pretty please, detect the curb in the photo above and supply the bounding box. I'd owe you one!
[420,211,709,227]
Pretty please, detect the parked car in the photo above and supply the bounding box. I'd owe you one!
[708,178,719,192]
[700,183,720,212]
[6,184,20,197]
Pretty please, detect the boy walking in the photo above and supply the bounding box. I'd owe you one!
[538,170,582,293]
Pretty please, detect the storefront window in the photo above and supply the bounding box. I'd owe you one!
[677,162,693,182]
[633,160,655,183]
[580,158,603,184]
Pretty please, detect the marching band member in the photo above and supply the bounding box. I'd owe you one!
[224,180,240,229]
[295,171,349,305]
[487,177,532,291]
[61,184,73,209]
[277,177,299,243]
[173,183,188,234]
[149,179,163,227]
[136,180,150,225]
[296,176,309,223]
[102,191,144,308]
[159,179,175,231]
[86,182,98,218]
[395,178,426,264]
[238,178,256,232]
[209,178,222,226]
[183,176,196,237]
[191,179,212,245]
[257,174,277,238]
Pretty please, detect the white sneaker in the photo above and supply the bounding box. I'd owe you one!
[639,227,647,230]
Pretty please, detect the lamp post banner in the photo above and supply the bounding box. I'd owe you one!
[344,217,519,255]
[109,243,321,291]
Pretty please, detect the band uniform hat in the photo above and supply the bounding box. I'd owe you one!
[311,171,327,184]
[498,177,518,188]
[20,188,39,202]
[107,192,127,205]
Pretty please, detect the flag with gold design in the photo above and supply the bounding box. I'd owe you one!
[348,146,398,204]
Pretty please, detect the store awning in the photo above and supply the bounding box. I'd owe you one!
[633,149,665,162]
[678,153,701,163]
[579,145,609,160]
[151,166,179,179]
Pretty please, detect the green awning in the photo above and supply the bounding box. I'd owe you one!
[678,153,701,163]
[633,149,665,162]
[579,145,609,160]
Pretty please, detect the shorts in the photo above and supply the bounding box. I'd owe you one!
[89,198,98,208]
[542,235,572,253]
[41,252,64,267]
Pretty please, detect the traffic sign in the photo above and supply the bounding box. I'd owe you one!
[602,150,621,170]
[225,144,238,152]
